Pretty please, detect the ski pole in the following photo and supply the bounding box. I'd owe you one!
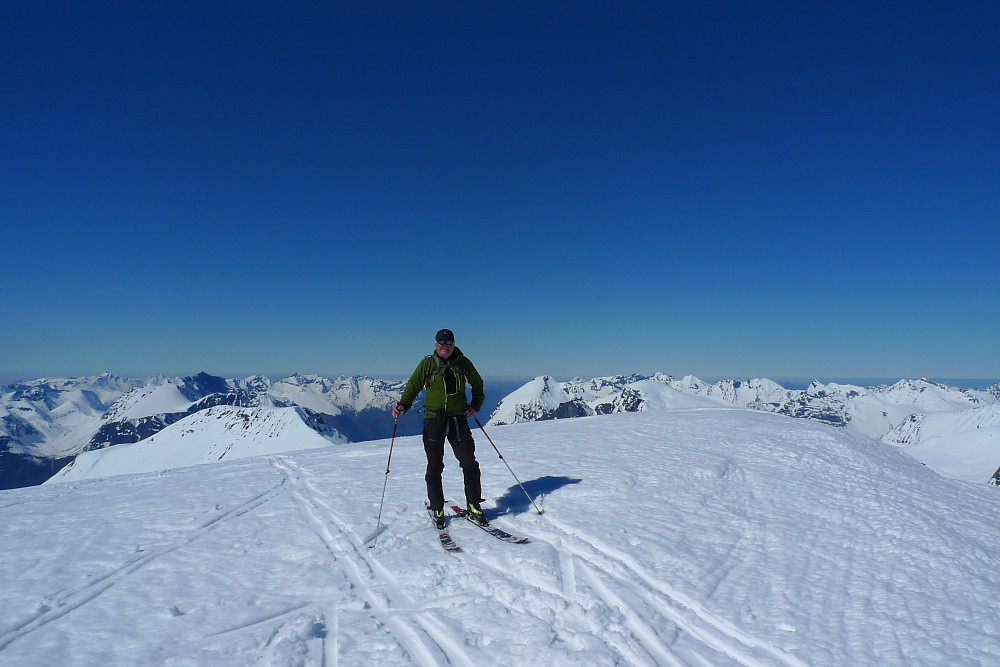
[370,418,398,548]
[474,417,543,515]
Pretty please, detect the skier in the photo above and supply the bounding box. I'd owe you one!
[392,329,488,530]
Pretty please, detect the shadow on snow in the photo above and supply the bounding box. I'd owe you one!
[489,475,582,518]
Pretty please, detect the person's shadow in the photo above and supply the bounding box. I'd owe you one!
[489,476,582,517]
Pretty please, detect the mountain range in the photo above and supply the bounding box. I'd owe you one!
[1,372,414,489]
[3,371,999,489]
[486,373,1000,485]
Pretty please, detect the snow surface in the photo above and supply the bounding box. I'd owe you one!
[4,407,1000,665]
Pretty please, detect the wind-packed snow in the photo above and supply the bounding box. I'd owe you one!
[4,407,1000,665]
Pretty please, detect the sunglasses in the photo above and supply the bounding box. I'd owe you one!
[436,340,455,346]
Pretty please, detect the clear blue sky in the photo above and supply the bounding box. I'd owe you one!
[3,2,998,382]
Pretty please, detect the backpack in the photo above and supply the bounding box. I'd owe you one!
[424,354,467,393]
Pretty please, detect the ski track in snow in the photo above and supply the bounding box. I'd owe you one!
[268,452,802,667]
[449,527,698,666]
[272,456,476,667]
[524,516,809,667]
[272,455,697,666]
[0,481,286,653]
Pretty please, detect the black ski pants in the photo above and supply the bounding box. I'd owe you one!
[423,413,482,512]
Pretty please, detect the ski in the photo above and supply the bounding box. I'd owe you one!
[427,504,460,552]
[450,505,529,544]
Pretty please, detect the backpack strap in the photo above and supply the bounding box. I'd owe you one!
[424,354,441,388]
[424,354,467,387]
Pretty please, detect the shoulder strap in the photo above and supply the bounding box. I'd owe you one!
[424,354,466,387]
[424,354,442,387]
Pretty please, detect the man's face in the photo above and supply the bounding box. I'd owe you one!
[435,340,455,359]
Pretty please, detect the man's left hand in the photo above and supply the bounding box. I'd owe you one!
[464,406,477,419]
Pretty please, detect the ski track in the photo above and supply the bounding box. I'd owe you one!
[453,521,723,666]
[558,550,577,597]
[0,481,286,652]
[528,514,810,667]
[575,559,687,667]
[248,604,337,667]
[271,457,475,667]
[457,543,688,666]
[270,451,794,667]
[0,461,807,666]
[446,547,613,660]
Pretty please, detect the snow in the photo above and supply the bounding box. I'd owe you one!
[4,407,1000,665]
[268,376,346,416]
[882,405,1000,483]
[109,381,195,420]
[486,374,1000,486]
[488,375,575,424]
[839,380,988,440]
[48,406,349,483]
[1,376,149,457]
[268,375,405,416]
[506,376,570,411]
[620,380,721,410]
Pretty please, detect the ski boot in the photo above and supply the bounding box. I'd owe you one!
[466,502,489,527]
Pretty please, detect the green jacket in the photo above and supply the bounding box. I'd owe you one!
[399,347,485,417]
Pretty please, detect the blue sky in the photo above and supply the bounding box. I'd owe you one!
[3,2,998,382]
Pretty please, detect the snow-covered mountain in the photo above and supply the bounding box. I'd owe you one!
[488,374,1000,484]
[7,371,1000,490]
[486,375,720,424]
[0,373,146,454]
[270,373,403,415]
[486,375,595,424]
[1,372,412,490]
[50,405,349,483]
[881,404,1000,484]
[0,374,149,488]
[4,407,1000,665]
[267,373,412,443]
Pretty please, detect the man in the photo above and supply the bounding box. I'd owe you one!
[392,328,488,529]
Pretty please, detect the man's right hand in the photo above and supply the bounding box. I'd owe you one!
[392,402,407,419]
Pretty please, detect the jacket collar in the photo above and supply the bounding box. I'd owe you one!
[433,347,464,363]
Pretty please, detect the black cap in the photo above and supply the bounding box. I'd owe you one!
[435,329,455,344]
